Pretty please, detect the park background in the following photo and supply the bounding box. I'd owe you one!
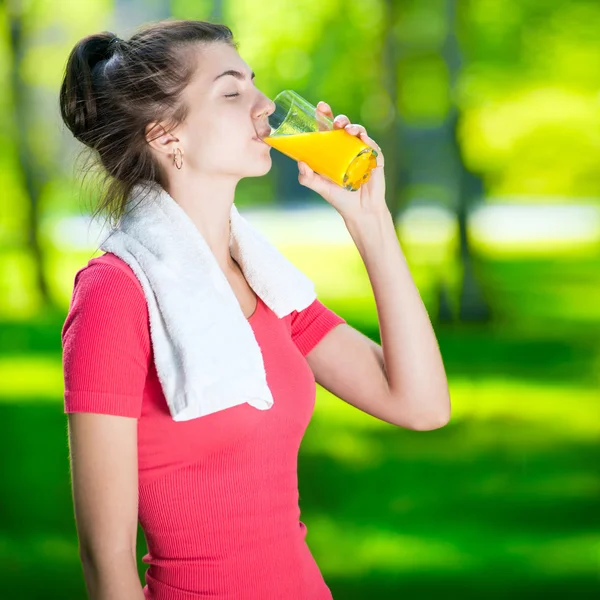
[1,0,598,598]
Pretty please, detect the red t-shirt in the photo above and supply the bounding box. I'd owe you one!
[61,252,346,600]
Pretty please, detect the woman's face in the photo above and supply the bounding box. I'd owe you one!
[175,42,275,180]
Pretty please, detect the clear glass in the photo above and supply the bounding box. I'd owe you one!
[261,90,378,191]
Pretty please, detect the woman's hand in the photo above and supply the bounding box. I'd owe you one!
[297,100,388,221]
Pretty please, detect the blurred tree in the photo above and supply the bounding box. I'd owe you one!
[447,0,490,322]
[209,0,223,21]
[114,0,171,35]
[6,0,55,311]
[458,0,600,198]
[390,0,490,323]
[381,0,402,219]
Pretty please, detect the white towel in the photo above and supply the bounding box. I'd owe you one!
[98,180,317,421]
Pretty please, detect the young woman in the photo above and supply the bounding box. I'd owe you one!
[59,18,450,600]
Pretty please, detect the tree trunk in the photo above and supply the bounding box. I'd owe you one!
[8,6,54,311]
[113,0,171,32]
[209,0,223,21]
[381,0,402,222]
[442,0,491,323]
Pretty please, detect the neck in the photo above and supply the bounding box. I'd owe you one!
[163,172,239,271]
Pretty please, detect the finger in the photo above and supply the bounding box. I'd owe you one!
[297,160,333,197]
[344,122,367,137]
[333,114,350,129]
[316,101,334,120]
[358,131,384,167]
[316,101,335,132]
[358,130,379,151]
[343,123,384,167]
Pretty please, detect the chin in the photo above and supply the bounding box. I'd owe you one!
[246,156,273,178]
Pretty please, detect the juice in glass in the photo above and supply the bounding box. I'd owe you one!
[262,90,378,191]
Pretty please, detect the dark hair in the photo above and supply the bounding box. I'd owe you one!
[59,19,237,228]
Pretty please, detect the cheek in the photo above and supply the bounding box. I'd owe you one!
[184,112,265,172]
[191,118,246,160]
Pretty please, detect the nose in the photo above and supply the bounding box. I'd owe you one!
[265,99,276,116]
[255,97,276,120]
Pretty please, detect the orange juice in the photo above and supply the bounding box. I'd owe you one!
[263,129,378,191]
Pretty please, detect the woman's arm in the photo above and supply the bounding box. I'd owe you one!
[298,102,451,430]
[345,209,451,428]
[67,412,145,600]
[305,208,451,430]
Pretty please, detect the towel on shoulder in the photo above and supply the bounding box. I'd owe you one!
[99,180,316,421]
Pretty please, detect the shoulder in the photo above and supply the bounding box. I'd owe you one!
[62,252,151,418]
[63,252,149,354]
[79,252,144,295]
[69,252,145,310]
[288,297,347,357]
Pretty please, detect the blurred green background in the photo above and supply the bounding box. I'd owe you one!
[1,0,599,598]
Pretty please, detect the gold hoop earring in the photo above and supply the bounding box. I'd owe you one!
[173,148,183,169]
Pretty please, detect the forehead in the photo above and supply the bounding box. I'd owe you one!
[190,43,251,86]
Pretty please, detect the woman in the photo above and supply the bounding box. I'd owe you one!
[60,18,451,600]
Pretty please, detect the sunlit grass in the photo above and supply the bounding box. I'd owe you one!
[305,376,600,469]
[2,348,596,442]
[0,532,79,566]
[1,344,596,594]
[307,516,480,576]
[445,378,600,441]
[302,380,599,587]
[508,533,600,577]
[0,251,41,317]
[306,515,600,579]
[0,355,64,401]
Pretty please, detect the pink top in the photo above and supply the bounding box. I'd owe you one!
[61,252,347,600]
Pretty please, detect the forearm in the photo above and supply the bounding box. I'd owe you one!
[343,207,451,429]
[81,550,145,600]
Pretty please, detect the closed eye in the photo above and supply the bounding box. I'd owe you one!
[225,93,240,98]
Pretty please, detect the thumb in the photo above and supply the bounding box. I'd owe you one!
[297,161,335,198]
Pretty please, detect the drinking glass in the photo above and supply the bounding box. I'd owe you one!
[261,90,378,191]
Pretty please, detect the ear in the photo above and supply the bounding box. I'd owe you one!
[145,121,180,157]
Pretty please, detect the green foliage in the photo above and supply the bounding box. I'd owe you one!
[457,0,600,196]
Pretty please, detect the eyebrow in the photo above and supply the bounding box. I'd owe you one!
[213,69,256,83]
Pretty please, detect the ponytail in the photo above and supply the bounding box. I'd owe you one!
[59,31,121,145]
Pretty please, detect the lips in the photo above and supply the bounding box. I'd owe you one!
[252,134,271,146]
[253,129,271,141]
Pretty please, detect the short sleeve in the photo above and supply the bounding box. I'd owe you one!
[290,298,347,356]
[61,262,150,418]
